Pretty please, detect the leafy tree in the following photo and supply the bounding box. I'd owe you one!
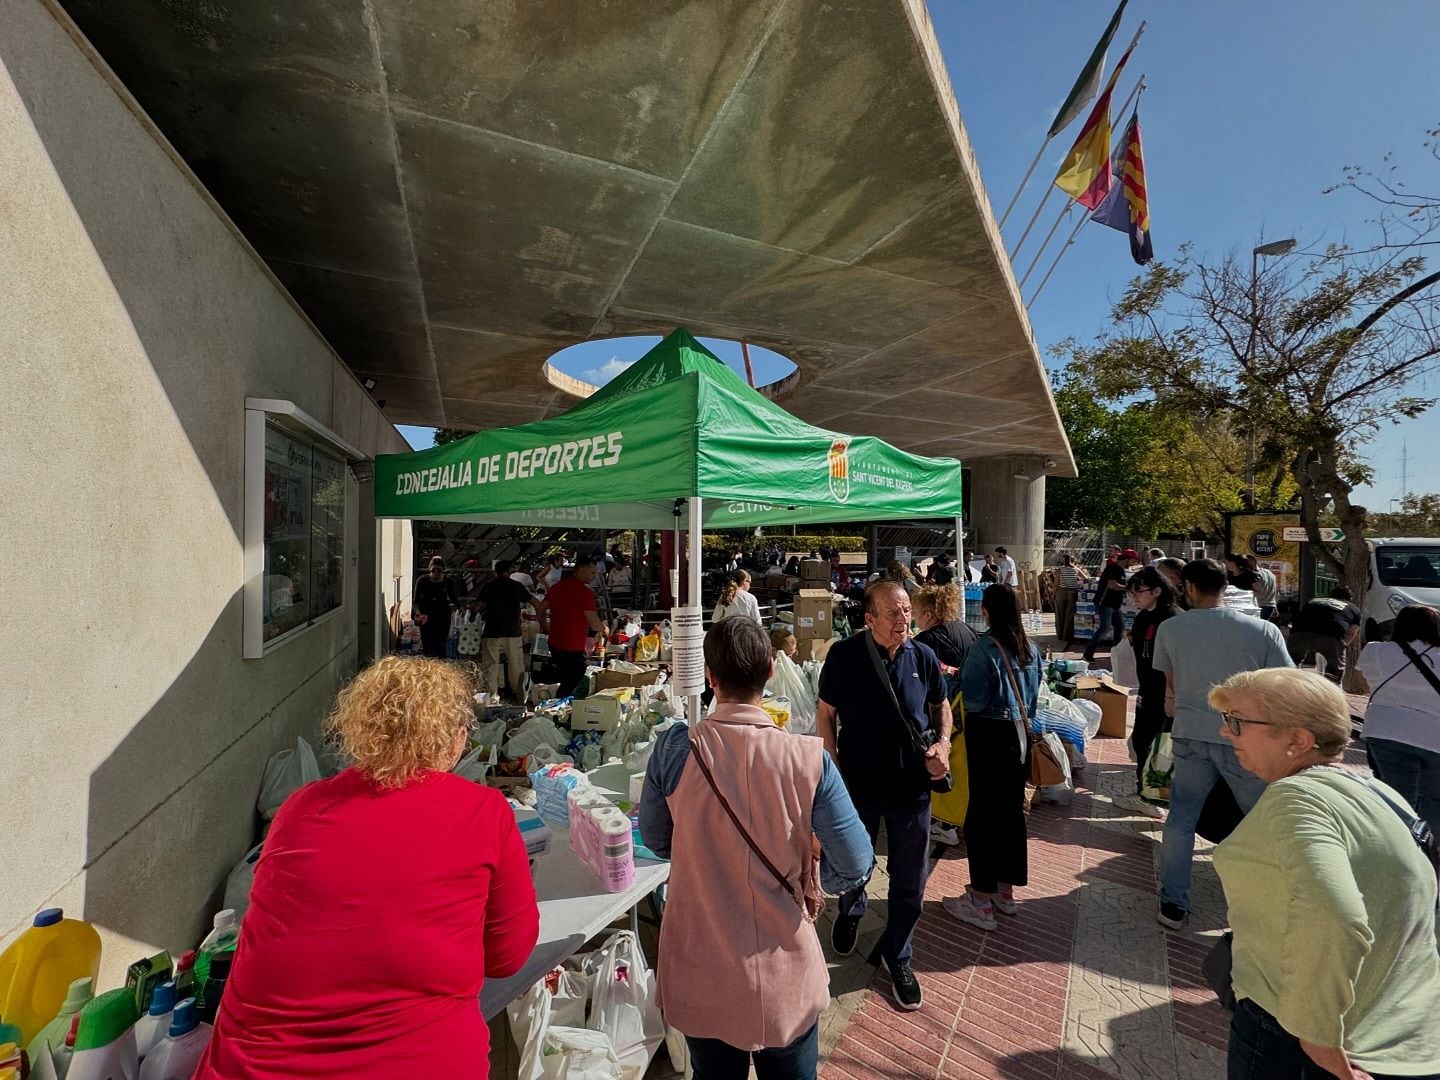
[1059,243,1440,614]
[1045,376,1287,537]
[432,427,472,445]
[1366,492,1440,537]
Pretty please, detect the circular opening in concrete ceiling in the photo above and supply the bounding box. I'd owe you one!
[544,335,798,399]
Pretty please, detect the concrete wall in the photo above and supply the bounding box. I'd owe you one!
[968,457,1047,575]
[0,0,409,986]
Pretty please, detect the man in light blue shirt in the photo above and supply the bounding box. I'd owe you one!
[1152,558,1293,929]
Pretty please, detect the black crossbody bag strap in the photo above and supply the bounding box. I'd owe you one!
[690,744,806,910]
[1396,641,1440,699]
[863,631,931,759]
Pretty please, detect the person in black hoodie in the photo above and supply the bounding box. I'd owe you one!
[1116,566,1181,818]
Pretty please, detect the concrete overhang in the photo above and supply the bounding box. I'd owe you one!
[55,0,1076,476]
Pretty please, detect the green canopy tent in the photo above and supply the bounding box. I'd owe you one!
[374,328,964,534]
[375,327,963,712]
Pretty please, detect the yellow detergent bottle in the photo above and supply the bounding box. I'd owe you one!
[0,909,101,1046]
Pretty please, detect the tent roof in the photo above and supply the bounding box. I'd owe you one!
[373,328,963,529]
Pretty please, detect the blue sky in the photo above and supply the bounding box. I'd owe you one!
[927,0,1440,509]
[407,1,1439,509]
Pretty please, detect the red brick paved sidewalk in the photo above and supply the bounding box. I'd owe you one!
[820,734,1234,1080]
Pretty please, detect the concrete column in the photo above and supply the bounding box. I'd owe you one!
[968,456,1046,575]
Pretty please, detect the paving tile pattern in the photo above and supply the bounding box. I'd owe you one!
[819,723,1236,1080]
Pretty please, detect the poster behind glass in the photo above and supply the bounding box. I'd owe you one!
[263,424,312,640]
[310,445,345,620]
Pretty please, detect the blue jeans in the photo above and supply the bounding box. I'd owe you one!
[1367,737,1440,829]
[1228,998,1437,1080]
[1084,605,1126,659]
[838,795,931,966]
[1160,738,1266,910]
[687,1021,818,1080]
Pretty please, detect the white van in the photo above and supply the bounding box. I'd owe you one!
[1361,537,1440,641]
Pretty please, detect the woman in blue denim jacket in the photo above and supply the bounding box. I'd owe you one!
[945,583,1042,931]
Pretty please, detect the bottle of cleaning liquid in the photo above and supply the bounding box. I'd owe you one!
[197,953,231,1026]
[136,1000,210,1080]
[66,988,138,1080]
[192,911,238,1007]
[26,976,93,1063]
[123,954,171,1018]
[49,1012,80,1080]
[0,909,102,1046]
[169,953,195,1005]
[131,982,176,1063]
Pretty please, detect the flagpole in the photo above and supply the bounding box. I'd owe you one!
[996,0,1131,229]
[1009,24,1145,259]
[1009,183,1057,259]
[1019,204,1073,289]
[1029,78,1148,307]
[997,140,1051,230]
[1012,74,1145,273]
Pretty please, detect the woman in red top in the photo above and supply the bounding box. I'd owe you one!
[197,657,539,1078]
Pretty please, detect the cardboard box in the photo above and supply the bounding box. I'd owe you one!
[796,636,836,663]
[800,559,830,582]
[590,667,663,692]
[571,687,633,731]
[1072,674,1130,738]
[793,589,834,640]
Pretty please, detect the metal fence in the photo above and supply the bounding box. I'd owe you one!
[1041,529,1217,576]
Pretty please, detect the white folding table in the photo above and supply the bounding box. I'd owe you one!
[480,831,669,1020]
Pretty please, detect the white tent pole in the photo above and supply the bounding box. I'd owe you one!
[687,496,704,725]
[955,515,964,571]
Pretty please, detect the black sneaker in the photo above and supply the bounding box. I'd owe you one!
[1157,902,1188,930]
[884,958,923,1011]
[831,914,861,957]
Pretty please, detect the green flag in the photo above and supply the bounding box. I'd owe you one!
[1047,0,1129,139]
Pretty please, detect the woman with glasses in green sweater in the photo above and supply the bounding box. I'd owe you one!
[1209,667,1440,1080]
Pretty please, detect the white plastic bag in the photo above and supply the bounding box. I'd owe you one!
[766,653,816,735]
[1110,636,1139,688]
[588,931,663,1080]
[1036,731,1075,805]
[540,1027,623,1079]
[472,718,508,750]
[506,714,567,759]
[452,743,497,783]
[509,979,551,1080]
[1072,698,1104,741]
[508,968,590,1079]
[664,1026,693,1079]
[222,843,263,921]
[257,736,322,819]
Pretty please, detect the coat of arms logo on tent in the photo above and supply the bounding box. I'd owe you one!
[827,438,850,503]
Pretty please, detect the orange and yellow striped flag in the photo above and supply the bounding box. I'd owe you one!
[1053,36,1139,209]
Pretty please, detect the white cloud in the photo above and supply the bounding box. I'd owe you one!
[582,356,636,385]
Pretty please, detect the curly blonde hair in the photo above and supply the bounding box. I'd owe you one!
[915,583,962,623]
[324,656,475,788]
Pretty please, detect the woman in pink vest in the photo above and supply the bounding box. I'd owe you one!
[640,618,874,1077]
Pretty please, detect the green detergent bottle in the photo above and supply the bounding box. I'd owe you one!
[192,910,238,1008]
[66,987,139,1080]
[25,975,93,1062]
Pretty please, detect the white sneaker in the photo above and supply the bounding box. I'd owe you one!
[1114,794,1165,819]
[943,893,997,931]
[930,821,961,846]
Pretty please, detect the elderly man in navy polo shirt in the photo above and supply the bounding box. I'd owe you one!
[817,578,952,1011]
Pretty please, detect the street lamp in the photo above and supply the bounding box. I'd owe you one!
[1245,238,1298,508]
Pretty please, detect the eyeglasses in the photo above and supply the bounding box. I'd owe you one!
[1221,711,1277,737]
